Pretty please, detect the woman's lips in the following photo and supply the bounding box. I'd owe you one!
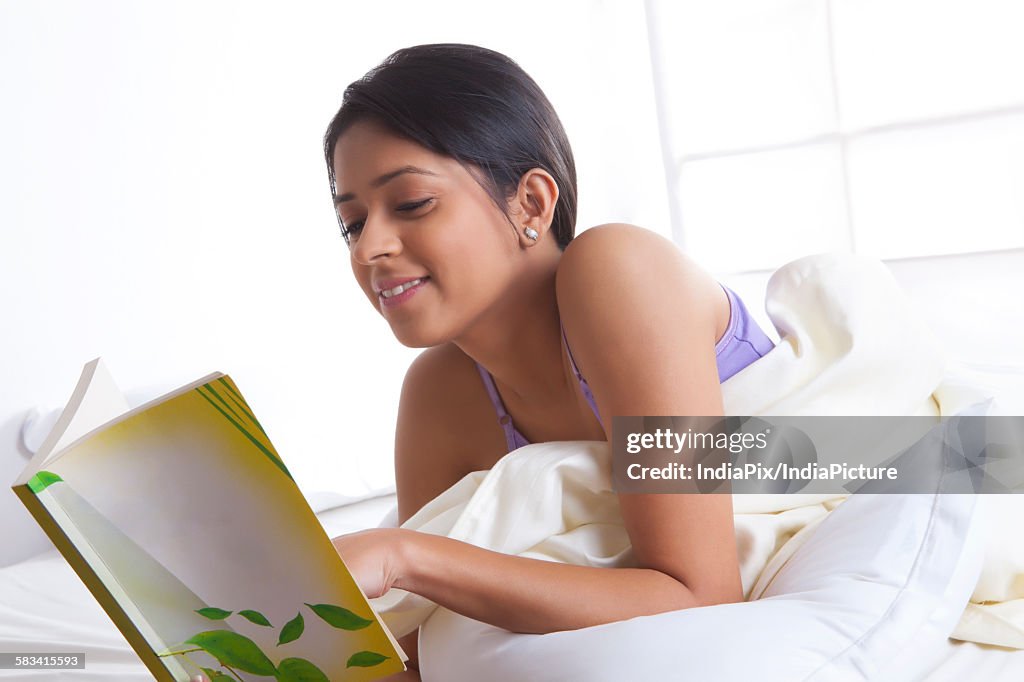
[379,277,430,308]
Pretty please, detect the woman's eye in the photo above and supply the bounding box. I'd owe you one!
[397,198,434,212]
[340,198,432,242]
[343,219,365,237]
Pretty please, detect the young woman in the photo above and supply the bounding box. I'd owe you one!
[323,44,773,680]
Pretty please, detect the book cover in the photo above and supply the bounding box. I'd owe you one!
[11,359,406,681]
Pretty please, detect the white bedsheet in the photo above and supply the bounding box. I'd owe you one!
[2,491,1023,680]
[2,497,1022,681]
[917,639,1024,681]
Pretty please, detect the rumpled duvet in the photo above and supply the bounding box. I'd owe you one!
[371,252,1024,649]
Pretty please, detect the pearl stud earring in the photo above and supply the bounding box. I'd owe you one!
[524,226,539,241]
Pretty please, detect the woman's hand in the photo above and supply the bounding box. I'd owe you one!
[330,527,413,599]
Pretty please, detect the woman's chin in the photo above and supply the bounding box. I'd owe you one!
[388,323,445,349]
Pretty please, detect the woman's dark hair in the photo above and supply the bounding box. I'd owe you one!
[323,43,578,250]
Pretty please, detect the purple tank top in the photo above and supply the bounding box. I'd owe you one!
[475,284,774,453]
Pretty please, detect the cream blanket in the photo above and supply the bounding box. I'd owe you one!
[372,252,1024,649]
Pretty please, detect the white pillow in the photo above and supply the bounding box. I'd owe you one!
[417,491,984,682]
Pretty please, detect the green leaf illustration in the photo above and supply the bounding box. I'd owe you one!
[196,607,233,620]
[277,613,304,646]
[200,667,232,682]
[196,385,292,480]
[276,657,329,682]
[304,603,373,630]
[184,630,277,676]
[347,651,390,668]
[239,609,273,627]
[27,471,62,493]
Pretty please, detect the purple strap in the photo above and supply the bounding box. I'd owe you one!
[560,322,604,428]
[473,327,602,453]
[473,363,530,452]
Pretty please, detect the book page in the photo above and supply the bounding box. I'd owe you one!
[31,484,193,681]
[14,358,130,486]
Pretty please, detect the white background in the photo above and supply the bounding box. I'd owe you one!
[1,0,1021,566]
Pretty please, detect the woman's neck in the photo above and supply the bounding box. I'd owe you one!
[453,246,573,406]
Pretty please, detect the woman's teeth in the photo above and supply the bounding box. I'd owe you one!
[380,278,427,298]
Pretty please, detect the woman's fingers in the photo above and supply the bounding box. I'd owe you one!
[330,528,407,598]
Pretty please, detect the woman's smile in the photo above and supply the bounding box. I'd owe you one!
[378,276,431,308]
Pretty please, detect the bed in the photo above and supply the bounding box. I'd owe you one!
[1,494,1023,681]
[2,251,1022,681]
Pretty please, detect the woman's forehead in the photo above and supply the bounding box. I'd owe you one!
[337,123,438,174]
[333,122,472,194]
[334,120,432,170]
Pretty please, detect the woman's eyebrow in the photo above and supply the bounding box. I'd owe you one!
[333,165,438,205]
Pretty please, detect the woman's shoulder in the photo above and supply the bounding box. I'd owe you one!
[405,340,476,381]
[555,223,725,326]
[395,343,507,514]
[561,222,677,250]
[561,222,669,252]
[400,343,491,426]
[552,224,731,424]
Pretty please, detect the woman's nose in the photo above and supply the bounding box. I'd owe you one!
[350,217,402,264]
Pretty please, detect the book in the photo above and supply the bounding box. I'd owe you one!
[11,358,407,682]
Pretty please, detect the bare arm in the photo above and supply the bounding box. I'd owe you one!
[557,225,744,609]
[395,532,714,634]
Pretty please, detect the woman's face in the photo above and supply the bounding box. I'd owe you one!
[332,119,523,347]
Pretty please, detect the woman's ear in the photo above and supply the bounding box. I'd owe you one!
[512,169,559,248]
